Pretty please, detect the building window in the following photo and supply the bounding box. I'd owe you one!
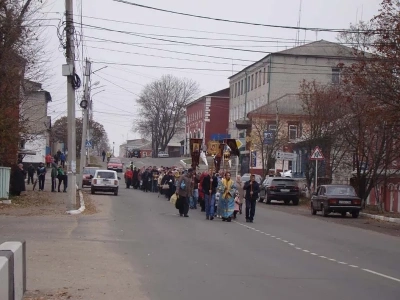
[268,124,277,132]
[251,74,254,90]
[245,77,247,93]
[289,125,297,140]
[332,68,341,84]
[247,77,250,92]
[255,73,258,89]
[267,65,271,83]
[259,70,261,86]
[234,82,237,97]
[263,68,266,85]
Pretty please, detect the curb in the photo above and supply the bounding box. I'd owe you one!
[360,212,400,224]
[66,184,85,215]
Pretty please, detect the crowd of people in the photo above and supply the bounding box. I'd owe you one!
[123,164,261,223]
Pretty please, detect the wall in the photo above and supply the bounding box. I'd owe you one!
[205,97,230,143]
[186,99,205,138]
[23,134,46,163]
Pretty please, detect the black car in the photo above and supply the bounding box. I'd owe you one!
[310,184,362,218]
[263,178,300,205]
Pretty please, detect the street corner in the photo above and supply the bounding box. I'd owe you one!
[0,188,77,217]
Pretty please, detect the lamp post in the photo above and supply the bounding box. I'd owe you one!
[113,142,115,156]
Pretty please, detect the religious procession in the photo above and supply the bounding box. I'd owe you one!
[123,139,261,223]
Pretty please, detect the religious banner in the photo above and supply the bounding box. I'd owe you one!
[190,138,203,169]
[224,138,240,157]
[207,140,220,156]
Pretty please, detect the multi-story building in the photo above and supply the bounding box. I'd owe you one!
[19,80,52,166]
[228,40,357,139]
[185,88,230,154]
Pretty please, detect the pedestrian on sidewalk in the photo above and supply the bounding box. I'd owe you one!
[45,154,52,168]
[243,174,260,223]
[51,164,58,192]
[102,150,106,162]
[217,172,236,222]
[60,152,66,168]
[37,162,46,191]
[27,163,35,185]
[10,163,26,196]
[57,166,67,192]
[176,168,193,217]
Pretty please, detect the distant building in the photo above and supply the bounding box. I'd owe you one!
[228,40,358,139]
[185,88,230,154]
[19,80,52,165]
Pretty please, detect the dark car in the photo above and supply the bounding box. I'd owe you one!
[82,167,99,188]
[310,184,361,218]
[263,178,300,205]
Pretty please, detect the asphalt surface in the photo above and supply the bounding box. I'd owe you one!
[91,185,400,300]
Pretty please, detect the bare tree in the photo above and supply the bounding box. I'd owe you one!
[0,0,54,166]
[249,103,285,177]
[134,75,199,153]
[298,80,348,188]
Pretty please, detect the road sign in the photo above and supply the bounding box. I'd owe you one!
[263,131,275,145]
[310,146,324,160]
[236,139,243,149]
[275,151,297,160]
[251,151,257,167]
[85,140,92,148]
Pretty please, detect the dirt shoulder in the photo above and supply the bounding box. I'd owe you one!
[260,199,400,238]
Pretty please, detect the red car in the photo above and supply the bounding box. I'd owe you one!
[82,167,99,188]
[107,158,123,173]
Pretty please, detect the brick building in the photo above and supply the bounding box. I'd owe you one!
[184,88,230,154]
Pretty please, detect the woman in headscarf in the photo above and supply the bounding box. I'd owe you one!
[217,172,236,222]
[235,175,244,215]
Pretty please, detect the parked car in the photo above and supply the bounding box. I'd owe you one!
[158,151,169,158]
[280,170,293,178]
[107,158,123,172]
[82,167,99,188]
[91,170,120,196]
[310,184,361,218]
[263,178,300,205]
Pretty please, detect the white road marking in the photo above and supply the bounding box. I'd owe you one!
[362,269,400,283]
[233,221,400,283]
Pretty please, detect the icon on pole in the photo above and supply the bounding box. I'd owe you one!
[310,146,324,160]
[85,140,92,148]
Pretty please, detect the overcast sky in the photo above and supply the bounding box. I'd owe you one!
[40,0,381,156]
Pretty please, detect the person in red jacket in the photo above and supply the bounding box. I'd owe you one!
[125,168,133,189]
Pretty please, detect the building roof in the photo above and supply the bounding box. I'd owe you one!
[186,87,230,108]
[249,94,305,117]
[229,40,359,79]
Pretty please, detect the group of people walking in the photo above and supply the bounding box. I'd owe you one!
[156,167,261,223]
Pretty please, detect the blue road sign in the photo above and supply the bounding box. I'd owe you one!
[85,140,92,148]
[211,133,231,141]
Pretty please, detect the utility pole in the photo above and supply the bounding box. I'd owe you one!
[65,0,77,210]
[79,58,91,186]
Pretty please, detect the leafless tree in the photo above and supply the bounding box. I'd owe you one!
[134,74,199,153]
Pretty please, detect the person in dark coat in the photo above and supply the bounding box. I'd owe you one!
[142,169,150,192]
[11,163,26,196]
[161,170,175,200]
[27,164,35,185]
[243,174,260,223]
[132,167,139,189]
[37,162,46,191]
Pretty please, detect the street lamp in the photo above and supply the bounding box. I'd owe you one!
[113,142,115,156]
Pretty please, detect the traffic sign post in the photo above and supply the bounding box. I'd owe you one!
[310,146,324,190]
[85,140,92,149]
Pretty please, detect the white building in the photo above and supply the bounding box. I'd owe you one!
[228,40,357,139]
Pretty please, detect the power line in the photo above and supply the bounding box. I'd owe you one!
[94,73,140,96]
[112,0,364,33]
[91,60,239,72]
[86,45,248,66]
[76,14,307,40]
[84,35,255,62]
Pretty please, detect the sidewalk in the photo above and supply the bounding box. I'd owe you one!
[0,185,147,299]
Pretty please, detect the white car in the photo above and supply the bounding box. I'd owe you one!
[157,151,169,158]
[280,170,293,178]
[91,170,120,196]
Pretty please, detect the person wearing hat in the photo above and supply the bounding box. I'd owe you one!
[175,168,194,217]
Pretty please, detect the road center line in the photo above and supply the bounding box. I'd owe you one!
[233,221,400,283]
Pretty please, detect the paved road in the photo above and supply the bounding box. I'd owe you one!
[119,156,184,169]
[91,186,400,300]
